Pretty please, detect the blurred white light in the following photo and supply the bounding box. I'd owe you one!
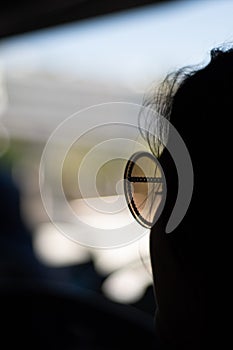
[102,263,152,303]
[92,233,150,275]
[33,222,90,266]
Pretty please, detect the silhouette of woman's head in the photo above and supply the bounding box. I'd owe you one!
[142,46,233,348]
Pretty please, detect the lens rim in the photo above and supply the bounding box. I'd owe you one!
[124,151,163,229]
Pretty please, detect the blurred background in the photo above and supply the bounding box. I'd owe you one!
[0,0,233,348]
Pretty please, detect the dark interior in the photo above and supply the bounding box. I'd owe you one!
[0,0,173,39]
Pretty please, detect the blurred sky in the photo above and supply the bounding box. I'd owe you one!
[0,0,233,91]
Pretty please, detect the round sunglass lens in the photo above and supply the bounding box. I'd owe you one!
[124,152,164,228]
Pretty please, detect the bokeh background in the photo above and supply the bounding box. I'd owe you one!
[1,1,233,345]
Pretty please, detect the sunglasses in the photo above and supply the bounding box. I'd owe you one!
[124,151,165,229]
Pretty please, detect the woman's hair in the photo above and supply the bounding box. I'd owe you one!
[138,65,196,158]
[139,44,233,158]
